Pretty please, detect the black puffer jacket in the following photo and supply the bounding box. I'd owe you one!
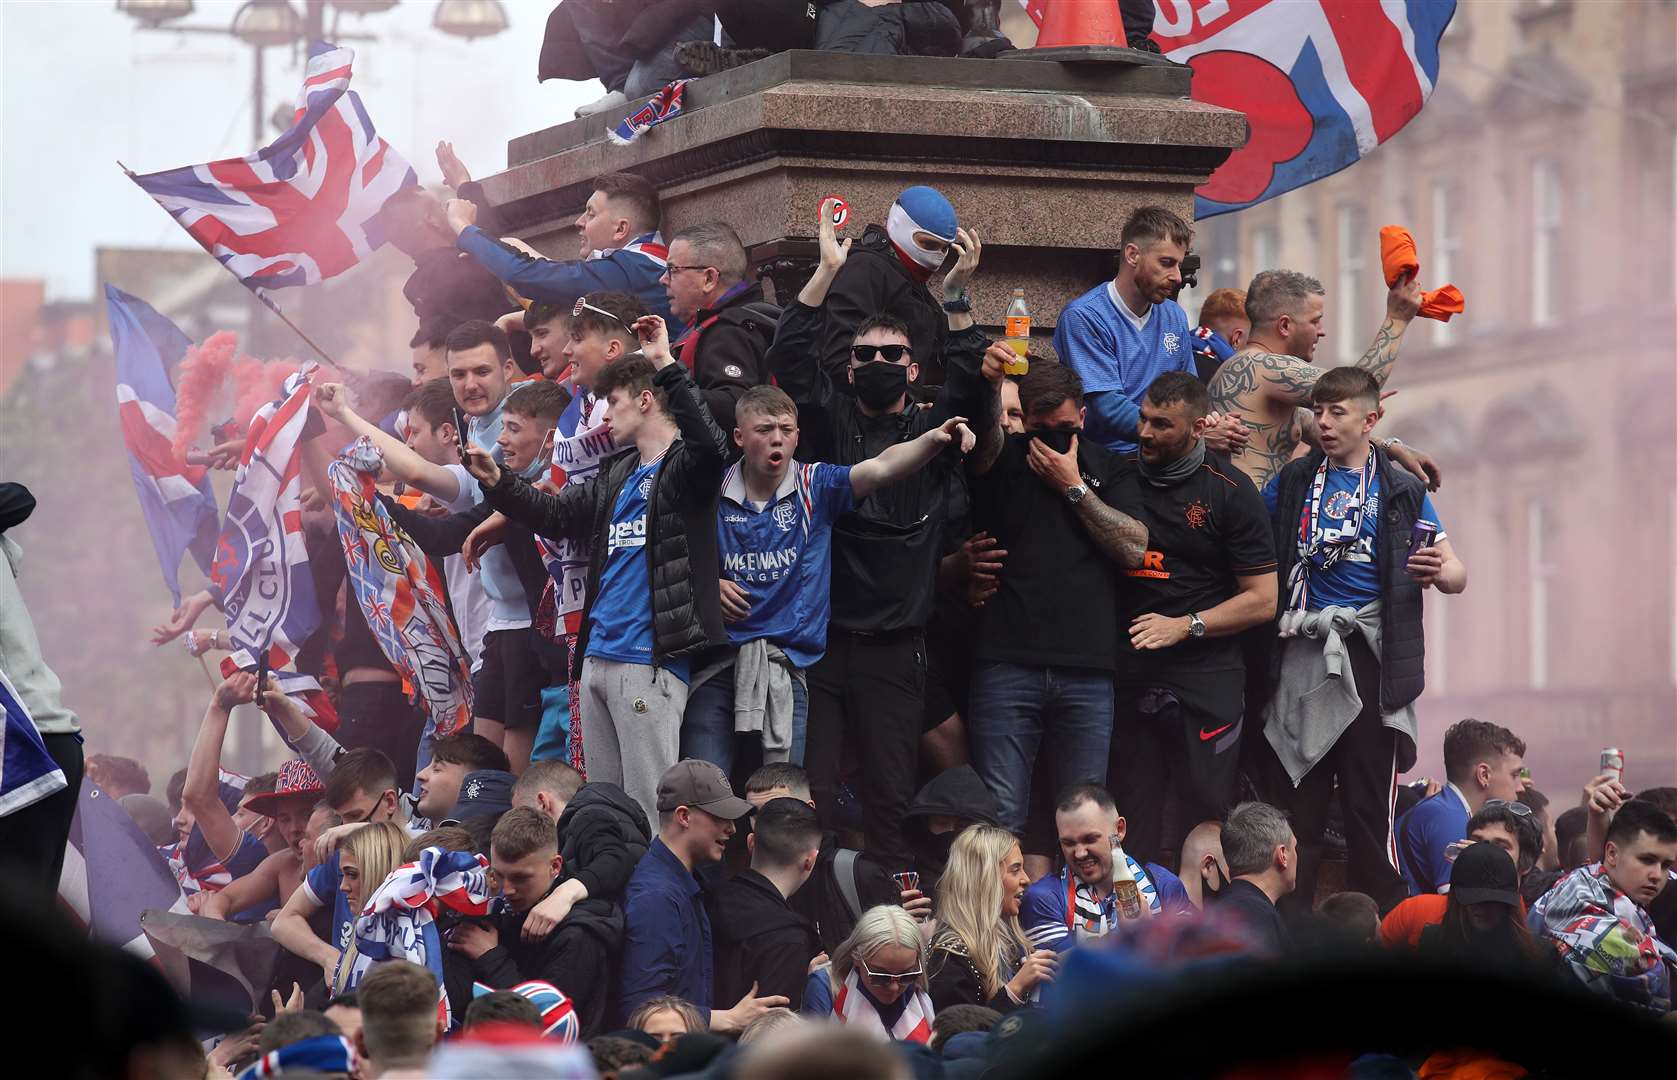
[815,225,950,386]
[682,281,780,433]
[472,893,626,1038]
[558,781,654,901]
[482,362,729,679]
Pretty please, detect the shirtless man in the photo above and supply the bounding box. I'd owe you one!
[1207,270,1438,489]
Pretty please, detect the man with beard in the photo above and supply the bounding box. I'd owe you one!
[1109,372,1276,869]
[1020,786,1190,952]
[1053,206,1198,455]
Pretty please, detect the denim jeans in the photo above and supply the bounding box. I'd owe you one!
[968,661,1114,836]
[680,661,808,782]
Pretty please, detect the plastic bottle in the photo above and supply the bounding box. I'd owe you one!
[1111,837,1144,920]
[1003,288,1031,376]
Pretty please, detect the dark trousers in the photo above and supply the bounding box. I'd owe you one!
[1120,0,1154,40]
[335,680,423,792]
[0,732,83,903]
[1112,667,1245,869]
[1259,634,1407,915]
[806,630,925,870]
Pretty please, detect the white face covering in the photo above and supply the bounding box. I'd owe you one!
[886,201,952,272]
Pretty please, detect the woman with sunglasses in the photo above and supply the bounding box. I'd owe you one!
[925,825,1056,1012]
[803,905,936,1044]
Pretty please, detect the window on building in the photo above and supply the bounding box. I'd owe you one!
[1336,204,1367,362]
[1527,500,1552,689]
[1252,226,1279,276]
[1532,160,1563,326]
[1431,182,1462,346]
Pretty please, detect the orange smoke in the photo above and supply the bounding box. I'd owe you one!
[171,331,337,462]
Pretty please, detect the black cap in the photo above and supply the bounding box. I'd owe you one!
[446,769,515,824]
[1448,841,1520,907]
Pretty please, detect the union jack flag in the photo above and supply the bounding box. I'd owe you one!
[130,41,416,289]
[106,285,220,607]
[58,778,191,961]
[1023,1,1456,216]
[344,847,494,1027]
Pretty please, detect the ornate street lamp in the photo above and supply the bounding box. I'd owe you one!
[432,0,507,41]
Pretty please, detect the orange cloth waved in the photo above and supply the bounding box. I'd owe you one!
[1380,225,1466,321]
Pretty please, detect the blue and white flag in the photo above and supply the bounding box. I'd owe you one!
[0,666,66,818]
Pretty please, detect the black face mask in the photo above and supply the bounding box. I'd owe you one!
[1025,427,1081,456]
[851,361,910,410]
[1202,861,1227,904]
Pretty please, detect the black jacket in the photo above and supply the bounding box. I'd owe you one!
[790,836,902,953]
[904,765,999,896]
[1219,879,1291,957]
[682,282,780,433]
[1269,447,1428,734]
[926,941,1016,1013]
[402,242,515,349]
[483,362,729,678]
[770,302,993,632]
[815,225,950,386]
[558,782,654,902]
[708,870,822,1010]
[471,892,626,1038]
[815,0,962,58]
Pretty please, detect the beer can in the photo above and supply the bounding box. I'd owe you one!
[1601,747,1625,783]
[1409,519,1439,552]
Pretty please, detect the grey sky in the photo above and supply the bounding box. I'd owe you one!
[1,0,599,300]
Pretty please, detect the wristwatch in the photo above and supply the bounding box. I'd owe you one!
[941,292,972,313]
[1065,483,1089,504]
[1186,612,1206,638]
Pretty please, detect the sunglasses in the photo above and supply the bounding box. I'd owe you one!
[858,958,922,986]
[571,296,636,335]
[1482,799,1533,817]
[850,344,912,364]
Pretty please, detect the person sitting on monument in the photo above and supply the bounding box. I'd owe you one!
[445,172,678,334]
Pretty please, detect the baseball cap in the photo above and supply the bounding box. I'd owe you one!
[242,759,324,817]
[447,769,516,824]
[1448,841,1520,907]
[656,759,754,819]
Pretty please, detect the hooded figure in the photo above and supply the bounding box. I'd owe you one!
[903,765,1000,898]
[816,185,960,386]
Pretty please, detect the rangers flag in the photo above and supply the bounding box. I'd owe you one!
[210,364,333,723]
[1023,1,1457,216]
[130,41,416,289]
[106,285,221,607]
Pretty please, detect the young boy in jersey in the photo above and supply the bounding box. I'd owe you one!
[1260,366,1467,914]
[681,384,975,778]
[461,316,726,829]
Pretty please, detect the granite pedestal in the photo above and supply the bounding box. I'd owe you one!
[477,48,1245,343]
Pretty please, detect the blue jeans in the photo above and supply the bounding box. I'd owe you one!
[680,661,808,780]
[968,661,1114,836]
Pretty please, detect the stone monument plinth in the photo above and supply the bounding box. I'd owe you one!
[478,49,1245,342]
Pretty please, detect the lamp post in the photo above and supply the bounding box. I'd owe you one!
[119,0,510,143]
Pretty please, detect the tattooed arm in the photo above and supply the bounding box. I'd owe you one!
[1070,492,1149,568]
[1355,275,1424,386]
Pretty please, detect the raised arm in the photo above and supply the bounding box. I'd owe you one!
[448,200,627,305]
[257,685,343,784]
[1352,275,1423,387]
[182,673,256,864]
[313,383,464,503]
[849,416,969,500]
[469,447,597,543]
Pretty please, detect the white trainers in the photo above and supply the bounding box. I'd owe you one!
[574,90,628,119]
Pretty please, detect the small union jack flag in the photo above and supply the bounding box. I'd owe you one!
[130,41,416,289]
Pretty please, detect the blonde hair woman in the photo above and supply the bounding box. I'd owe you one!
[803,905,935,1043]
[627,995,705,1044]
[925,825,1055,1011]
[329,820,408,994]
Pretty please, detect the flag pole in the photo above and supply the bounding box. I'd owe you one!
[117,161,339,369]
